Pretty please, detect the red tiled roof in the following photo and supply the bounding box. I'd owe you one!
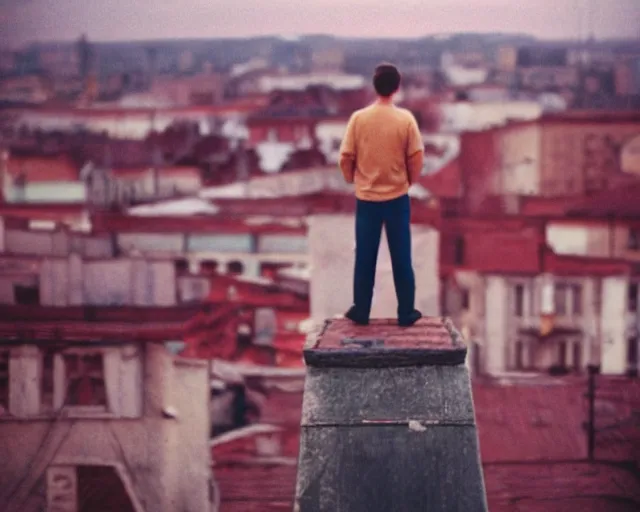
[0,305,199,323]
[419,157,462,199]
[542,110,640,124]
[544,251,632,276]
[181,277,308,365]
[0,202,85,214]
[567,181,640,219]
[22,99,267,118]
[474,380,586,462]
[205,275,309,309]
[441,222,544,275]
[484,462,640,512]
[215,465,298,512]
[110,166,201,179]
[0,320,185,343]
[0,203,86,223]
[7,154,79,182]
[474,377,640,464]
[211,376,640,512]
[520,196,585,217]
[91,212,307,235]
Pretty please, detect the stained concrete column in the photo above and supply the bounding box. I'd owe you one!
[295,317,487,512]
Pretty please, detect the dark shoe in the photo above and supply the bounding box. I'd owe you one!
[398,309,422,327]
[345,305,369,325]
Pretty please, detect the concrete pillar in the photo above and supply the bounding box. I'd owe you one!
[295,317,487,512]
[68,252,83,306]
[484,276,507,374]
[601,276,627,374]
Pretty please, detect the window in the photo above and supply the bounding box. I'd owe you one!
[63,353,107,409]
[174,258,189,274]
[557,340,567,367]
[554,283,582,317]
[573,342,582,372]
[515,340,524,370]
[76,466,136,512]
[227,260,244,275]
[472,342,482,377]
[554,285,567,315]
[454,235,465,265]
[629,283,639,313]
[628,229,640,251]
[514,284,524,317]
[0,351,8,415]
[200,259,218,275]
[254,308,276,346]
[461,288,470,311]
[236,322,253,348]
[628,336,638,367]
[571,284,582,315]
[41,349,55,412]
[14,284,40,305]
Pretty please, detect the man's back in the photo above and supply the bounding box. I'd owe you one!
[340,62,424,327]
[340,102,423,202]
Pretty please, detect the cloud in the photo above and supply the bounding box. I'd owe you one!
[1,0,637,46]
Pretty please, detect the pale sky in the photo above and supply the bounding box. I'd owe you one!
[1,0,639,47]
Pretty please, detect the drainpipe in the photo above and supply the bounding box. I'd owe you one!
[586,363,599,461]
[608,213,615,258]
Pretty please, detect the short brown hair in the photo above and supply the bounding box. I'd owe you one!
[373,63,401,97]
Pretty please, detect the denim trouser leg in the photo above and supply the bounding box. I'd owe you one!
[384,195,416,320]
[353,199,383,319]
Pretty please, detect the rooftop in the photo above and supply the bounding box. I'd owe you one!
[210,369,640,512]
[6,153,79,182]
[0,319,185,344]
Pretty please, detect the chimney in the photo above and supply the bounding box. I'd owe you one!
[0,149,9,202]
[152,145,163,198]
[295,317,488,512]
[235,139,249,183]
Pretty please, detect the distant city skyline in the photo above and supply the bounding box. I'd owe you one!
[1,0,639,48]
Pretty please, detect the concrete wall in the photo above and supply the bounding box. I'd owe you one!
[118,233,184,254]
[167,358,212,512]
[39,256,176,307]
[187,234,254,253]
[309,214,440,322]
[540,122,640,195]
[600,276,628,374]
[499,123,541,195]
[546,221,640,262]
[4,229,112,259]
[178,276,211,303]
[483,275,508,374]
[5,229,63,257]
[0,343,212,512]
[4,182,86,204]
[83,260,134,306]
[440,101,541,133]
[546,222,611,258]
[257,234,308,254]
[70,234,114,259]
[40,258,70,306]
[0,274,39,305]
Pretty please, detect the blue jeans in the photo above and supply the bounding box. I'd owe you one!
[353,194,416,322]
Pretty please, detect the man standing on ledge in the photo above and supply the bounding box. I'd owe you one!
[339,63,425,327]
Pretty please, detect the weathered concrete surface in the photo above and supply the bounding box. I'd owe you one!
[295,318,488,512]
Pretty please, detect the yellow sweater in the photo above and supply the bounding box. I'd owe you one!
[339,102,424,201]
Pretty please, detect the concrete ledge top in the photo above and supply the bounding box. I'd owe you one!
[304,317,467,369]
